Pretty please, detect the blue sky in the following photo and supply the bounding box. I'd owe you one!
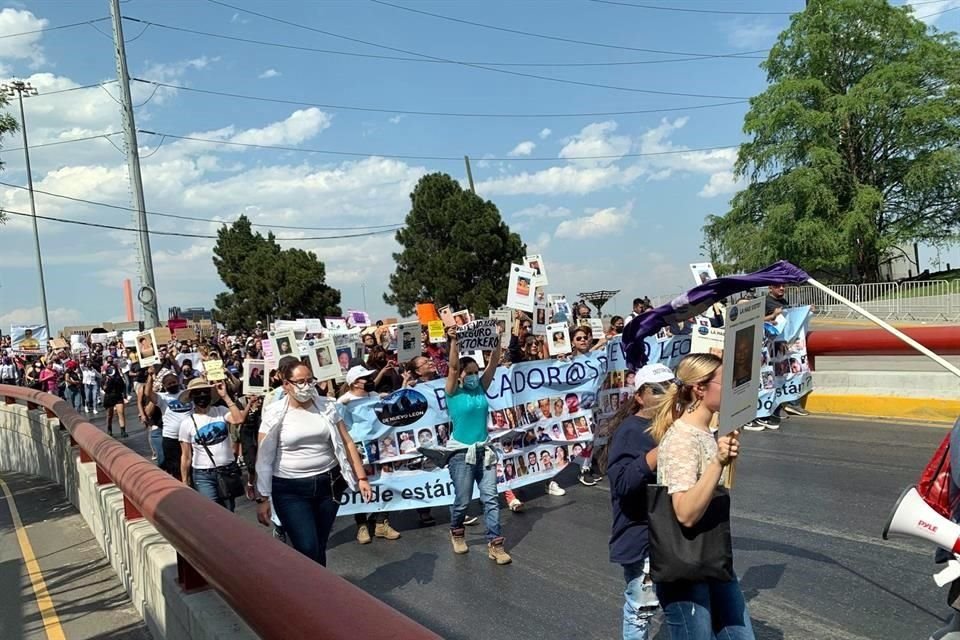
[0,0,957,331]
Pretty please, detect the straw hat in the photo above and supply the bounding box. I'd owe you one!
[179,377,213,403]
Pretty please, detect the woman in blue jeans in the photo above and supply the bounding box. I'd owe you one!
[255,360,372,566]
[443,325,511,565]
[650,354,754,640]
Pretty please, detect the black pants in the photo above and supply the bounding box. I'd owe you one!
[273,472,343,566]
[162,437,181,479]
[355,512,387,526]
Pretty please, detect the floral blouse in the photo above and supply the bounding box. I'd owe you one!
[657,420,718,494]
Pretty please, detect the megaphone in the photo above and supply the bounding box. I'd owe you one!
[883,486,960,553]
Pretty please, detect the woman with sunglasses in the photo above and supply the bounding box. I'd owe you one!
[600,364,675,640]
[255,359,372,566]
[570,325,605,486]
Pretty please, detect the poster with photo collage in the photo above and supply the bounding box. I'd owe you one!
[758,306,814,417]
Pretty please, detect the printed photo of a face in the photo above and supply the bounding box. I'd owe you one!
[575,415,590,435]
[733,326,755,387]
[402,331,416,349]
[562,420,577,440]
[551,331,567,350]
[565,393,580,414]
[417,428,434,447]
[337,348,352,372]
[137,333,155,358]
[529,260,541,276]
[516,276,531,297]
[315,346,332,367]
[248,367,263,387]
[277,337,292,355]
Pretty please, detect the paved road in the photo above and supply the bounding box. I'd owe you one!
[0,472,151,640]
[71,403,953,640]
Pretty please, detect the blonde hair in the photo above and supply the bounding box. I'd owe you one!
[649,353,721,443]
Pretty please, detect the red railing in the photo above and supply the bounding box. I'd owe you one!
[1,385,441,640]
[806,326,960,369]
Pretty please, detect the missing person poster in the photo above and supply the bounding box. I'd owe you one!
[533,301,548,334]
[456,319,500,352]
[397,321,422,363]
[271,329,299,360]
[306,336,340,382]
[243,359,266,396]
[691,325,725,358]
[690,262,718,286]
[451,309,472,327]
[546,323,571,356]
[10,325,48,354]
[427,320,446,344]
[438,305,455,328]
[506,264,537,313]
[524,254,549,288]
[717,299,764,435]
[136,330,159,367]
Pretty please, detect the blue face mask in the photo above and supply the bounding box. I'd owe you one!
[463,374,480,390]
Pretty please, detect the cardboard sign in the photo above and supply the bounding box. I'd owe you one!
[416,302,440,325]
[524,254,549,288]
[438,305,455,327]
[427,320,446,344]
[203,359,227,382]
[717,299,764,436]
[136,330,159,367]
[506,264,536,313]
[50,337,68,350]
[690,262,718,286]
[546,323,571,356]
[456,319,500,352]
[588,318,604,338]
[306,336,340,382]
[242,359,266,396]
[153,327,172,346]
[397,321,422,363]
[174,328,196,342]
[262,336,277,371]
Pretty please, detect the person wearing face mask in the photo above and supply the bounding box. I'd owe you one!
[255,360,373,566]
[338,366,400,544]
[145,372,194,478]
[101,364,128,437]
[24,360,42,390]
[180,359,198,386]
[443,325,511,565]
[177,378,245,511]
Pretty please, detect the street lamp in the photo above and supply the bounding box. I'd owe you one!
[2,80,50,334]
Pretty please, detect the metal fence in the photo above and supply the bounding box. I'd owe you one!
[787,280,960,321]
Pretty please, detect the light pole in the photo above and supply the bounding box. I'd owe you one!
[2,80,50,334]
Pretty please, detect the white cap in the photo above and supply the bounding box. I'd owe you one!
[345,365,377,385]
[634,363,675,388]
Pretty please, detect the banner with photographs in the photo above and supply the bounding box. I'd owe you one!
[10,325,48,354]
[334,353,609,515]
[758,306,814,417]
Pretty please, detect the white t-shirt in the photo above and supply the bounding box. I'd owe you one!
[157,390,194,438]
[81,367,99,385]
[178,406,234,470]
[259,403,338,481]
[336,390,378,405]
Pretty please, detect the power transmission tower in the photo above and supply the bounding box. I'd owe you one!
[2,80,50,333]
[110,0,160,328]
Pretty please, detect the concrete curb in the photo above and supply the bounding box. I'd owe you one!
[806,393,960,424]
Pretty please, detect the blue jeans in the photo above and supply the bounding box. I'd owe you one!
[150,429,164,467]
[83,383,98,409]
[271,473,341,566]
[656,576,755,640]
[66,386,83,412]
[192,468,236,512]
[622,557,658,640]
[448,449,501,541]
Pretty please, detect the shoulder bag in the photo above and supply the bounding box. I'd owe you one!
[646,484,734,583]
[191,415,245,501]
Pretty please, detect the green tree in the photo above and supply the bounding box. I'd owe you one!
[212,215,341,329]
[704,0,960,281]
[385,173,526,315]
[0,95,19,226]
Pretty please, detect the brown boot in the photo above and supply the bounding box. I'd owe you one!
[374,518,401,540]
[450,527,468,554]
[487,536,512,565]
[356,524,372,545]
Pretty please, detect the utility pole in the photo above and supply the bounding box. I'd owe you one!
[3,80,50,333]
[361,283,368,311]
[464,155,476,194]
[110,0,160,328]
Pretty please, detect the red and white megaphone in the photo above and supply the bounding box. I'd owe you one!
[883,486,960,553]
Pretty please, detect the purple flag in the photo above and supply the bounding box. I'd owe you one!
[622,260,810,367]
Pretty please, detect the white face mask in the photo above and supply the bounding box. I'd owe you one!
[291,382,315,403]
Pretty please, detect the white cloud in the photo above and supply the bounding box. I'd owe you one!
[478,164,645,196]
[726,19,781,48]
[229,108,332,146]
[142,56,219,84]
[388,115,405,124]
[539,128,552,140]
[559,121,631,167]
[555,203,633,239]
[699,171,744,198]
[907,0,960,26]
[512,204,572,219]
[258,68,280,79]
[0,9,47,69]
[507,140,536,157]
[0,306,84,328]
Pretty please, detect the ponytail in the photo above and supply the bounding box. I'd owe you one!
[648,353,721,443]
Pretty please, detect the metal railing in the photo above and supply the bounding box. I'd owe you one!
[788,280,960,321]
[0,385,441,640]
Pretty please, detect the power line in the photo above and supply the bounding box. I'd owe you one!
[138,129,741,162]
[0,180,406,231]
[586,0,795,15]
[1,208,403,241]
[133,78,748,119]
[919,5,960,19]
[368,0,767,58]
[4,131,124,153]
[0,17,112,39]
[204,0,751,100]
[123,15,766,66]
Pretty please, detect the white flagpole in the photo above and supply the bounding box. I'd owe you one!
[805,277,960,378]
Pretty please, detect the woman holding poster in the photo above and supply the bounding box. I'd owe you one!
[649,354,753,640]
[443,326,511,565]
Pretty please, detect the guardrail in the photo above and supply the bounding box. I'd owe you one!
[0,385,441,640]
[805,326,960,370]
[789,280,960,321]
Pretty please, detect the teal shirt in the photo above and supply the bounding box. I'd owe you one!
[446,385,489,445]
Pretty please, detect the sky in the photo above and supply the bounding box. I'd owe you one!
[0,0,958,331]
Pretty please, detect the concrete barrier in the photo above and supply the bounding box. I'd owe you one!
[0,401,257,640]
[807,370,960,423]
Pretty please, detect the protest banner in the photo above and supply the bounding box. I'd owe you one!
[506,264,536,313]
[717,299,764,435]
[243,359,266,396]
[524,254,549,288]
[690,261,718,285]
[306,336,340,381]
[455,319,500,352]
[416,302,440,325]
[136,330,159,367]
[174,328,196,342]
[546,323,571,356]
[427,320,446,344]
[10,325,47,354]
[397,321,422,363]
[275,319,307,334]
[335,353,607,514]
[758,306,814,418]
[325,317,348,331]
[202,359,227,382]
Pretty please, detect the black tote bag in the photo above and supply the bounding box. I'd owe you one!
[646,484,734,583]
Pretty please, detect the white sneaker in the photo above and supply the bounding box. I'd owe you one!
[547,481,566,496]
[742,422,765,432]
[463,515,479,526]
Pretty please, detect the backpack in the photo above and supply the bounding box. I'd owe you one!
[918,431,959,518]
